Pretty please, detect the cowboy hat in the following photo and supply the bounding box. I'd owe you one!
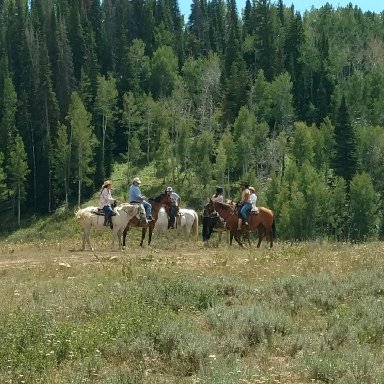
[249,186,255,192]
[216,186,223,194]
[102,179,112,188]
[166,186,173,192]
[132,177,142,184]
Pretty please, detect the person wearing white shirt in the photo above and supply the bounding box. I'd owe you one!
[99,180,116,227]
[249,186,259,214]
[211,186,224,203]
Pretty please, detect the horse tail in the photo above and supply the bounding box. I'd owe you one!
[75,208,92,220]
[272,213,276,239]
[192,211,199,240]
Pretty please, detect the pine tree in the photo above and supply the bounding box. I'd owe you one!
[0,153,6,200]
[332,96,357,182]
[0,74,17,156]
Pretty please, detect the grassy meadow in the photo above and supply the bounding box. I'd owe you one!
[2,217,384,383]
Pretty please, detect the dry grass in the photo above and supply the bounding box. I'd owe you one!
[2,233,384,383]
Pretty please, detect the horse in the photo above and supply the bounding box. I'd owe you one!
[202,206,226,241]
[154,207,169,234]
[121,193,172,247]
[75,203,147,251]
[154,207,199,240]
[176,208,199,240]
[205,199,276,248]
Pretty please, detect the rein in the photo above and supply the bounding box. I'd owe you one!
[213,202,236,220]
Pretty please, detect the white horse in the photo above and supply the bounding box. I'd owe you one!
[154,207,169,234]
[75,203,147,251]
[154,207,199,240]
[177,208,199,240]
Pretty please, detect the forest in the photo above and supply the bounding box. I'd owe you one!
[1,0,384,241]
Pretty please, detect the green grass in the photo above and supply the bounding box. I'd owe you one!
[2,239,384,383]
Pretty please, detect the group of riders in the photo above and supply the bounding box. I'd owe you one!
[208,181,258,230]
[99,177,258,231]
[99,177,180,229]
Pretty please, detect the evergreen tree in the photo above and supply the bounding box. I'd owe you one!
[0,74,17,156]
[332,96,357,182]
[55,16,75,120]
[0,153,6,201]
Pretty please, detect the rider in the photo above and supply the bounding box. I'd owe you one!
[249,186,258,213]
[211,186,224,203]
[238,180,251,230]
[166,186,180,229]
[129,177,153,220]
[99,179,116,228]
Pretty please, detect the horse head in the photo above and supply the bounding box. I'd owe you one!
[204,199,215,216]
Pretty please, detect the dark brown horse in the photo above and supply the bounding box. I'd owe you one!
[205,199,276,248]
[122,193,172,247]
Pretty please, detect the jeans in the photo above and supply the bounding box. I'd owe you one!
[102,205,113,215]
[142,200,152,217]
[102,205,113,223]
[130,200,152,218]
[240,202,252,221]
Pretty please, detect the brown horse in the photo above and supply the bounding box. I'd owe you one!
[205,199,276,248]
[122,193,172,247]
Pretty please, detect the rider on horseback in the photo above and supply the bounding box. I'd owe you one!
[129,177,154,220]
[211,186,224,203]
[166,186,180,229]
[99,179,116,228]
[238,181,251,230]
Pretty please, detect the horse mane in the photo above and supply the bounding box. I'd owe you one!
[215,200,233,209]
[150,193,166,203]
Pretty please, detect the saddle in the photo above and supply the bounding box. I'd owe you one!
[92,208,116,229]
[250,207,259,215]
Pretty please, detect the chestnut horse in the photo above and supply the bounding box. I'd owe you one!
[122,193,172,247]
[205,200,276,248]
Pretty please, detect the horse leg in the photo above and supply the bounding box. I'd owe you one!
[81,230,86,251]
[84,228,93,251]
[122,225,129,249]
[256,227,265,248]
[231,230,244,247]
[246,231,251,246]
[148,226,154,245]
[117,229,123,251]
[267,228,273,248]
[140,228,146,247]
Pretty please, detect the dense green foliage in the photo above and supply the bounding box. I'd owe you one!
[1,0,384,240]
